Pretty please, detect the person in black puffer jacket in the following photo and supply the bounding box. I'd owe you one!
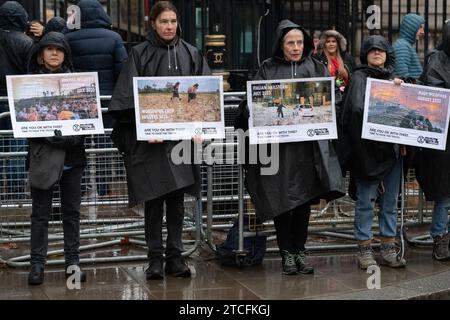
[0,1,35,199]
[27,32,87,286]
[65,0,127,197]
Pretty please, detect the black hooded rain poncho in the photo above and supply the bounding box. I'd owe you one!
[339,35,400,183]
[238,20,345,222]
[414,21,450,201]
[108,24,211,208]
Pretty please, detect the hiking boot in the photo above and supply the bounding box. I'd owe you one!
[65,264,87,282]
[28,264,44,285]
[432,234,450,262]
[281,250,297,275]
[357,244,377,270]
[380,243,406,268]
[295,251,314,274]
[146,256,164,280]
[165,256,191,278]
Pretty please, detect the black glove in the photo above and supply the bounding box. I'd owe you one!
[45,129,65,146]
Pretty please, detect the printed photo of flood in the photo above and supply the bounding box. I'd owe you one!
[368,81,450,133]
[137,78,222,124]
[11,74,99,122]
[251,80,334,127]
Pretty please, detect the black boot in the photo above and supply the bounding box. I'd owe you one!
[295,251,314,274]
[433,234,450,262]
[65,264,87,282]
[146,256,164,280]
[28,264,44,285]
[165,256,191,278]
[281,250,297,275]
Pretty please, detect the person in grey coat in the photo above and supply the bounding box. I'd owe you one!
[108,1,211,280]
[236,20,345,275]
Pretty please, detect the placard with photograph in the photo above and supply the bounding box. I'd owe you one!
[362,78,450,150]
[133,76,225,141]
[247,77,337,144]
[6,72,104,138]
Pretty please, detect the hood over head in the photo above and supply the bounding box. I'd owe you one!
[360,35,394,65]
[45,16,68,34]
[0,1,28,32]
[78,0,112,29]
[31,31,73,71]
[441,20,450,56]
[399,13,425,44]
[272,19,313,61]
[317,29,347,53]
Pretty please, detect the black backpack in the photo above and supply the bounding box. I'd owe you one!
[217,216,267,268]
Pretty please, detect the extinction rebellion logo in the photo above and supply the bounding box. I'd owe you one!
[417,136,439,145]
[73,124,95,132]
[307,128,329,137]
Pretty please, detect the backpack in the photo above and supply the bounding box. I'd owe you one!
[216,215,267,268]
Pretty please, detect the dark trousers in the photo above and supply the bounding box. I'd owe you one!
[273,203,311,253]
[30,166,83,266]
[144,190,185,260]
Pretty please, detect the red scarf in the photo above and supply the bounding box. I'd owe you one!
[329,57,349,86]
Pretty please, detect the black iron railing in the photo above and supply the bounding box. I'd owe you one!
[14,0,450,86]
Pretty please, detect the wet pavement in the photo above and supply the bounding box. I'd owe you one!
[1,242,450,300]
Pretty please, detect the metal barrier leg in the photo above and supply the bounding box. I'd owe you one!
[235,164,246,257]
[205,165,216,251]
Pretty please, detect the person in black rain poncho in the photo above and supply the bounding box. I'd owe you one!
[339,35,407,269]
[236,20,345,275]
[108,1,210,280]
[415,21,450,262]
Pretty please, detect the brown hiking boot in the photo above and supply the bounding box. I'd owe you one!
[380,243,406,268]
[357,243,377,270]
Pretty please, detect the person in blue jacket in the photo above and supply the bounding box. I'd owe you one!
[393,13,425,82]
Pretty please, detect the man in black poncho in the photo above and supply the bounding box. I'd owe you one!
[236,20,345,275]
[108,1,210,280]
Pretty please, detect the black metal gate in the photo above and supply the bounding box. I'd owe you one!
[32,0,450,87]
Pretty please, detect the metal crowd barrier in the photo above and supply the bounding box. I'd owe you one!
[0,93,440,268]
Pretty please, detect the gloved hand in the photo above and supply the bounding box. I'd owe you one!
[45,129,65,145]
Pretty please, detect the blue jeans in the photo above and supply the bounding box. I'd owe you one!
[354,159,402,241]
[430,198,450,237]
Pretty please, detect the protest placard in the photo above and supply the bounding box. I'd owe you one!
[133,76,224,140]
[247,77,337,144]
[362,78,450,150]
[6,72,104,138]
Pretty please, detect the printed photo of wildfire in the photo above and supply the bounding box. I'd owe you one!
[367,81,450,133]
